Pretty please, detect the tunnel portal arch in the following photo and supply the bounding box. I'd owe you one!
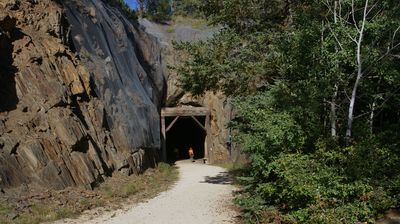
[161,107,211,163]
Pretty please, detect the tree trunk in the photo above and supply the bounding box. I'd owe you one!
[331,84,338,138]
[345,0,368,145]
[369,99,376,134]
[346,70,363,144]
[138,0,145,17]
[331,0,339,139]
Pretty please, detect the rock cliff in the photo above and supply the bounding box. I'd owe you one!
[139,19,238,163]
[0,0,166,190]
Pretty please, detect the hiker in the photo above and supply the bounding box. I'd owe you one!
[188,147,194,162]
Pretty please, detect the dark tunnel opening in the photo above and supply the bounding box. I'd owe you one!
[166,116,206,162]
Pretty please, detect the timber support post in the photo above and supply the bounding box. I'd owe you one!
[205,111,211,163]
[160,106,211,163]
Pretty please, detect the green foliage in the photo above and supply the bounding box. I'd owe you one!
[173,0,400,223]
[231,90,305,157]
[172,0,203,18]
[145,0,172,22]
[173,30,276,96]
[166,26,175,33]
[201,0,289,33]
[157,162,174,173]
[235,141,400,223]
[105,0,138,21]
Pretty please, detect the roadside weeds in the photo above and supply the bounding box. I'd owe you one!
[0,163,178,224]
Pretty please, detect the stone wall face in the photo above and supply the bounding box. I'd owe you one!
[138,19,233,163]
[0,0,166,190]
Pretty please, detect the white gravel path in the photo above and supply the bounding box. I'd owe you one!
[57,161,238,224]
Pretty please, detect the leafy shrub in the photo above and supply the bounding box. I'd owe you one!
[157,162,173,173]
[230,89,399,223]
[236,139,399,223]
[232,90,305,156]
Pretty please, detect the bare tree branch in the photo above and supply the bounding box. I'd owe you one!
[347,33,357,43]
[351,0,360,32]
[366,2,377,16]
[390,54,400,59]
[392,25,400,48]
[363,42,400,75]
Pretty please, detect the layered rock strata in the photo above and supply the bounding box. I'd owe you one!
[0,0,166,190]
[139,19,237,163]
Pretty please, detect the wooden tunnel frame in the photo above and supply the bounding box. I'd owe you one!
[161,107,211,162]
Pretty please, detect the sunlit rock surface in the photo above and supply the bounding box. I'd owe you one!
[0,0,166,189]
[139,19,238,163]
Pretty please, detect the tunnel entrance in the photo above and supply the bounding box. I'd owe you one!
[161,107,211,163]
[165,116,206,161]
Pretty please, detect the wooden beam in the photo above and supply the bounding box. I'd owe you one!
[166,116,180,132]
[190,116,206,131]
[162,107,210,117]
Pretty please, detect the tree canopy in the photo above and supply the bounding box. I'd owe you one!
[173,0,400,223]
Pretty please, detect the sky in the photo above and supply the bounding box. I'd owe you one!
[124,0,139,9]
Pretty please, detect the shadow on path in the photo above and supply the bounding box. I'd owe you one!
[201,171,233,185]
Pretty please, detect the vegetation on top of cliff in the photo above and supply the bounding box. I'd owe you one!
[172,0,203,18]
[104,0,138,21]
[145,0,171,22]
[137,0,203,22]
[173,0,400,223]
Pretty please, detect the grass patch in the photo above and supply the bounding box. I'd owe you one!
[0,202,78,224]
[191,19,207,29]
[98,162,178,201]
[171,15,208,29]
[166,26,175,33]
[0,162,178,223]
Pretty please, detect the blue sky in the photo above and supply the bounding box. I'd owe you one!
[124,0,139,9]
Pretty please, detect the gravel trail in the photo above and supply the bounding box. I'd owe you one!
[60,161,238,224]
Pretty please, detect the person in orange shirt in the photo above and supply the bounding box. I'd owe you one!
[188,147,194,162]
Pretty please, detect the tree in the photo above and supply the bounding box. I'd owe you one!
[105,0,138,20]
[145,0,171,22]
[172,0,202,17]
[138,0,145,17]
[342,0,400,144]
[173,0,400,222]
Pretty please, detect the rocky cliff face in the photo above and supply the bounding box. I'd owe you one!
[139,19,238,163]
[0,0,166,190]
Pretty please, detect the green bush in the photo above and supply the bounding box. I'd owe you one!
[229,88,399,223]
[235,138,399,223]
